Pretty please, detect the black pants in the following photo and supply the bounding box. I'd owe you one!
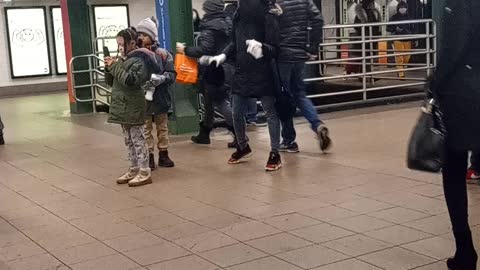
[443,147,476,253]
[471,151,480,172]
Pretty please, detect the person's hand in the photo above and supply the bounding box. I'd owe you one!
[198,56,211,66]
[104,56,115,67]
[209,54,227,68]
[246,39,263,59]
[176,42,186,54]
[150,74,167,87]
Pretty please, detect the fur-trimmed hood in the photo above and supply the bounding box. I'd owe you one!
[355,3,381,23]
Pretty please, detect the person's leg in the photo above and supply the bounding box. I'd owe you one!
[232,94,249,150]
[246,98,258,123]
[394,41,405,77]
[144,116,156,170]
[403,41,412,67]
[471,151,480,172]
[0,115,4,145]
[214,97,233,128]
[156,113,174,167]
[117,125,140,184]
[128,125,152,187]
[260,96,281,153]
[192,89,213,144]
[291,62,323,132]
[443,147,477,267]
[277,63,297,144]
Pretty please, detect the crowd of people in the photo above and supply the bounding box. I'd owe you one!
[0,0,478,268]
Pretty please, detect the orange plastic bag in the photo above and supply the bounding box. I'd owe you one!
[175,54,198,84]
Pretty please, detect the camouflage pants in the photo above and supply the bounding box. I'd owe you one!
[121,125,149,169]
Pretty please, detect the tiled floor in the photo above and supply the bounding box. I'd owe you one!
[0,93,480,269]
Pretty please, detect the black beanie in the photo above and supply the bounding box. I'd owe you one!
[203,0,225,14]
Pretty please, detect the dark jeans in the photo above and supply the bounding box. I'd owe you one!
[471,151,480,172]
[246,98,258,123]
[202,63,234,129]
[232,94,280,152]
[277,62,323,145]
[443,147,476,255]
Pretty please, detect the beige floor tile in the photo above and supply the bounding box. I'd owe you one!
[199,243,267,268]
[70,253,140,270]
[104,232,168,252]
[413,261,449,270]
[226,256,302,270]
[220,221,281,241]
[174,230,238,253]
[276,245,349,269]
[50,242,117,265]
[9,212,64,231]
[71,214,145,241]
[312,258,382,270]
[175,205,229,221]
[402,236,455,260]
[290,223,356,244]
[404,215,452,235]
[23,223,96,251]
[301,206,360,222]
[43,198,106,221]
[0,241,45,261]
[263,213,322,231]
[337,198,394,214]
[151,222,210,241]
[330,215,394,233]
[128,212,186,231]
[113,205,167,222]
[367,207,430,224]
[0,205,50,221]
[365,225,433,245]
[6,253,64,270]
[196,212,250,230]
[310,190,365,205]
[322,234,393,257]
[0,231,31,249]
[358,247,436,270]
[245,233,313,255]
[124,242,190,266]
[147,255,219,270]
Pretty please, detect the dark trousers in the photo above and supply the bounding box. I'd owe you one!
[443,147,476,255]
[471,151,480,172]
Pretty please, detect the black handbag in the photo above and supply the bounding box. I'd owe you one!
[407,97,447,173]
[273,61,297,121]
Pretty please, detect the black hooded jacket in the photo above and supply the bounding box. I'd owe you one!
[387,2,413,35]
[185,12,231,58]
[222,0,281,98]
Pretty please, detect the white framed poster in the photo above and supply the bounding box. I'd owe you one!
[93,5,130,56]
[5,7,51,78]
[51,7,67,74]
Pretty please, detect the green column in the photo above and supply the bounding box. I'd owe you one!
[61,0,94,114]
[432,0,445,57]
[166,0,199,135]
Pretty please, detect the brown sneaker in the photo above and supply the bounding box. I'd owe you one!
[128,169,152,187]
[117,167,139,184]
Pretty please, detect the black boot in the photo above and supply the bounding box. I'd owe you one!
[191,123,211,144]
[447,232,478,270]
[148,152,156,171]
[158,150,175,168]
[0,133,4,145]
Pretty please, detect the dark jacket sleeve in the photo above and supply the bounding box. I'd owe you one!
[185,29,217,58]
[105,69,114,87]
[308,0,324,46]
[162,51,177,84]
[263,13,280,59]
[430,0,471,93]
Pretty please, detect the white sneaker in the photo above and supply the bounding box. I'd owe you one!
[128,169,152,187]
[117,167,139,184]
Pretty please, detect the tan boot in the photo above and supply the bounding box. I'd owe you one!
[128,169,152,187]
[117,167,140,184]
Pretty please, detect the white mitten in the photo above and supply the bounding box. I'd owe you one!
[199,56,211,66]
[209,54,227,67]
[246,39,264,59]
[150,74,166,87]
[145,89,155,101]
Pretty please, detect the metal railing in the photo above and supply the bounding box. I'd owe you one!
[305,19,436,107]
[69,54,111,112]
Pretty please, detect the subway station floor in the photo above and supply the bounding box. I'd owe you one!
[0,93,479,270]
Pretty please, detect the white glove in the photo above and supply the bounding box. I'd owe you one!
[176,42,186,54]
[246,39,263,59]
[209,53,227,68]
[150,74,166,87]
[145,89,155,101]
[198,56,211,66]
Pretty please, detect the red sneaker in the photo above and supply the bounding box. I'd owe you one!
[228,145,252,164]
[265,152,282,172]
[466,168,480,184]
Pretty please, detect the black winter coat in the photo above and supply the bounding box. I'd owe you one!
[430,0,480,151]
[387,3,413,35]
[185,13,231,58]
[276,0,323,63]
[223,6,281,98]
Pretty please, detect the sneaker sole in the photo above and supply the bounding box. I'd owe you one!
[279,148,300,153]
[117,178,134,185]
[265,163,283,171]
[228,153,253,164]
[128,178,153,187]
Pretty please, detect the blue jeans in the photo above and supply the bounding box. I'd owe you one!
[232,94,280,152]
[246,98,258,123]
[277,62,323,145]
